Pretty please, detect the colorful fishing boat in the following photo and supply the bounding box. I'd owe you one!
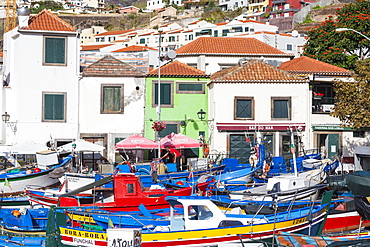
[273,231,370,247]
[0,152,72,195]
[26,173,210,211]
[0,236,46,247]
[58,195,330,246]
[0,207,49,234]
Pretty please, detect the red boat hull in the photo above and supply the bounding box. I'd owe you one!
[323,210,370,233]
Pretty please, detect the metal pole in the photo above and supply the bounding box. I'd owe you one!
[157,30,162,159]
[290,127,298,177]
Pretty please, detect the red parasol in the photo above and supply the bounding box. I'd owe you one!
[160,133,201,149]
[115,134,157,150]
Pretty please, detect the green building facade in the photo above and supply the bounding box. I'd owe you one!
[144,61,209,159]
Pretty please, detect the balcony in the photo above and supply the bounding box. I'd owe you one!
[272,0,286,4]
[312,97,335,114]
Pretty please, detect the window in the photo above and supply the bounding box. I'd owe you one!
[235,97,254,119]
[127,183,134,193]
[189,34,194,40]
[101,84,124,114]
[152,81,173,108]
[139,38,145,44]
[44,36,66,66]
[43,92,66,122]
[158,123,178,138]
[222,29,229,36]
[353,131,365,138]
[214,30,218,37]
[271,97,291,120]
[287,44,293,51]
[177,82,205,94]
[244,27,249,32]
[232,26,242,32]
[169,36,175,42]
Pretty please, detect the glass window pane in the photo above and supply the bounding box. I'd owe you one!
[274,100,289,118]
[45,38,65,64]
[178,84,202,91]
[154,83,171,105]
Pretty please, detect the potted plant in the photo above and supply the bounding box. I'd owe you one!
[152,121,166,131]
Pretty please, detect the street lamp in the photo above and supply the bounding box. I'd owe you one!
[335,28,370,41]
[2,112,17,133]
[197,109,206,121]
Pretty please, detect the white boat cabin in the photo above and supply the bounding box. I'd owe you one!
[166,196,268,231]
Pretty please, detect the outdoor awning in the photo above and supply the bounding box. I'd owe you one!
[216,123,306,131]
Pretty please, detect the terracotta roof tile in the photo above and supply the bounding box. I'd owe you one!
[175,37,289,56]
[279,56,351,76]
[95,29,136,37]
[211,59,307,83]
[81,44,113,51]
[147,60,208,77]
[82,55,145,77]
[239,19,266,24]
[112,45,157,52]
[22,9,74,32]
[138,32,155,36]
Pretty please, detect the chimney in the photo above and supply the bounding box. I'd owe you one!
[17,7,31,28]
[197,55,206,71]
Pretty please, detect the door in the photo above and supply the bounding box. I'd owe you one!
[327,134,339,158]
[229,134,253,164]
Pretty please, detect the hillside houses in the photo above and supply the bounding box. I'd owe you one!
[1,9,367,166]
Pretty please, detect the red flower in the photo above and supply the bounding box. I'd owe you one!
[152,121,166,131]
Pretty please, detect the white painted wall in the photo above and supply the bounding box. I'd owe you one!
[2,28,79,146]
[79,76,145,161]
[209,81,309,156]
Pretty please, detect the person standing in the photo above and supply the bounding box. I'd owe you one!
[161,146,182,171]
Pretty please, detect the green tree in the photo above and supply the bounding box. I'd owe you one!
[331,59,370,128]
[303,0,370,71]
[31,1,64,14]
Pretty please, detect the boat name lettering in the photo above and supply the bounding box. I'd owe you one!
[60,228,107,240]
[292,217,306,225]
[73,237,94,246]
[248,126,273,130]
[68,177,80,183]
[109,238,140,247]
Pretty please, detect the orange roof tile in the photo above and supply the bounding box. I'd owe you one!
[82,55,145,77]
[211,59,307,83]
[175,37,289,56]
[188,21,200,25]
[95,29,136,37]
[22,9,74,32]
[239,19,266,25]
[147,60,208,77]
[0,52,3,58]
[138,32,155,36]
[81,44,113,51]
[112,45,157,52]
[279,56,351,76]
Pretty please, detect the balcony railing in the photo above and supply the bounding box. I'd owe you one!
[312,97,335,114]
[272,0,286,4]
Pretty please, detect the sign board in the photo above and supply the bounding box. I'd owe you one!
[107,228,142,247]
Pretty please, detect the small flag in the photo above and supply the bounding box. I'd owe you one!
[244,132,250,143]
[188,170,193,179]
[108,218,114,228]
[290,143,295,153]
[4,178,11,190]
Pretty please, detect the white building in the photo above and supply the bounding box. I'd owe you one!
[2,9,80,146]
[80,26,107,45]
[80,55,146,162]
[174,37,294,74]
[209,59,309,162]
[146,0,165,11]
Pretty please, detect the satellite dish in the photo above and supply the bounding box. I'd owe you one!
[166,50,176,59]
[291,30,299,38]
